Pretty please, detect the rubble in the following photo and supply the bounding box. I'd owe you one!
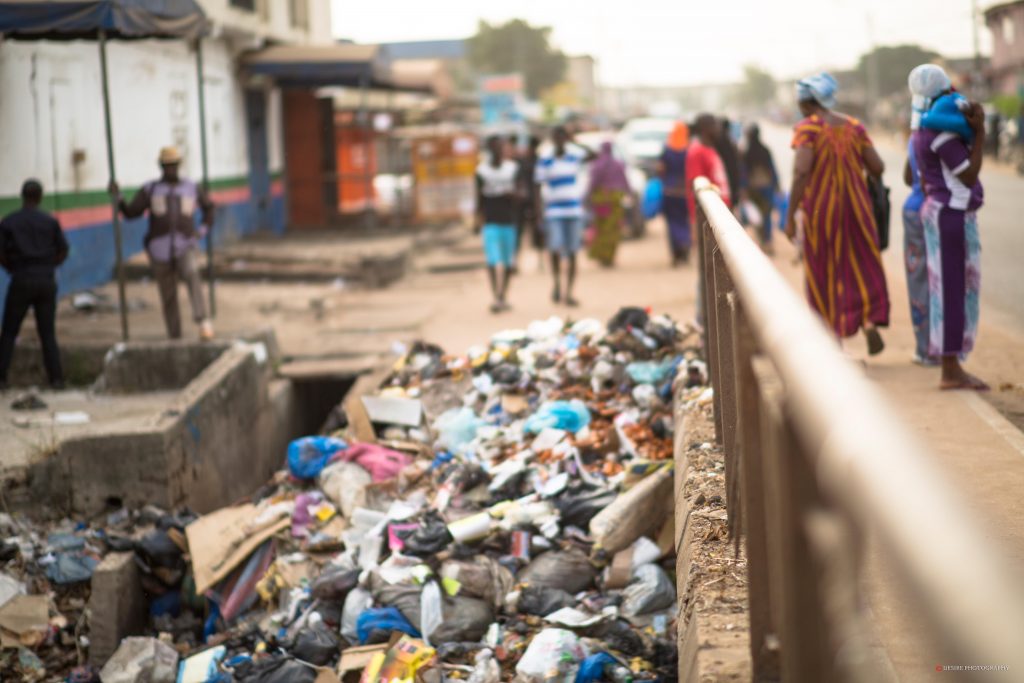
[0,308,705,681]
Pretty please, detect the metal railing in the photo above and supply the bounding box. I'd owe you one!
[692,177,1024,682]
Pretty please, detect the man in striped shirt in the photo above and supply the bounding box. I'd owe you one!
[535,126,595,307]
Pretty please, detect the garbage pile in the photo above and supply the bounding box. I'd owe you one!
[1,307,707,682]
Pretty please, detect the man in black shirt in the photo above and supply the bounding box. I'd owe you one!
[0,180,68,389]
[475,136,521,313]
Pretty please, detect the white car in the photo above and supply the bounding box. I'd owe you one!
[616,117,676,174]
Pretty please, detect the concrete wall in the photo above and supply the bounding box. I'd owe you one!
[24,341,290,516]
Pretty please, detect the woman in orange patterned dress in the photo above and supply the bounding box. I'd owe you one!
[784,73,891,354]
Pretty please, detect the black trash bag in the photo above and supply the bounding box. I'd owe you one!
[490,363,522,385]
[608,307,649,332]
[431,596,494,642]
[400,511,453,556]
[556,487,617,528]
[589,619,648,658]
[622,564,676,616]
[235,655,317,683]
[372,581,423,630]
[516,585,574,616]
[291,624,340,666]
[135,529,185,587]
[518,549,596,594]
[311,567,361,603]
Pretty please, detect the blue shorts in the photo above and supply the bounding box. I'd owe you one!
[545,216,584,256]
[482,224,517,266]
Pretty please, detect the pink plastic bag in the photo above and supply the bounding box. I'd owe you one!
[332,443,413,482]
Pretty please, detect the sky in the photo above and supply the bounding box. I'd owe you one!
[330,0,991,87]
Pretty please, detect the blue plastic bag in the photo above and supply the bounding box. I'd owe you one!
[642,177,663,219]
[625,358,678,385]
[524,400,591,434]
[356,607,421,644]
[576,653,622,683]
[287,436,346,480]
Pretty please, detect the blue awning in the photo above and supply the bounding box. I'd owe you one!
[241,44,396,89]
[0,0,208,40]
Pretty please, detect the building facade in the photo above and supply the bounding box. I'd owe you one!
[986,0,1024,96]
[0,0,332,298]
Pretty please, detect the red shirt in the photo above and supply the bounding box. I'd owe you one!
[685,139,732,222]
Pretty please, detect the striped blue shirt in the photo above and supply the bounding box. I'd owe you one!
[536,147,586,219]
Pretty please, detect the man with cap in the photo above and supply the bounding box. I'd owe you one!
[110,146,215,341]
[0,179,69,390]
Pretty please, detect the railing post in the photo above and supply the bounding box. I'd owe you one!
[735,328,780,681]
[697,201,723,443]
[756,362,831,683]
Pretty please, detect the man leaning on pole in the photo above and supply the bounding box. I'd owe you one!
[109,146,215,341]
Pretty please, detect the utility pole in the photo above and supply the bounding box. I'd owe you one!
[865,13,880,125]
[972,0,985,100]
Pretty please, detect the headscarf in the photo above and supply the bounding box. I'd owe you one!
[796,72,838,109]
[908,64,952,129]
[589,141,631,192]
[667,122,689,151]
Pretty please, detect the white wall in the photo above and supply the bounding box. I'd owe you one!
[0,37,282,197]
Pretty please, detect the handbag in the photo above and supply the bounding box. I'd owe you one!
[867,176,891,251]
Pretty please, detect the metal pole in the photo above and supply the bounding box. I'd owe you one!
[360,75,375,229]
[196,38,215,317]
[99,30,130,341]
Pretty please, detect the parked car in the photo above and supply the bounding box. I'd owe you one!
[616,117,675,175]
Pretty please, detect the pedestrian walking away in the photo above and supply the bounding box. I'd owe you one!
[0,179,68,390]
[586,141,630,268]
[659,122,691,265]
[535,126,595,307]
[785,73,890,355]
[714,116,742,208]
[908,64,989,391]
[740,124,780,253]
[903,85,936,366]
[110,146,215,341]
[476,136,521,313]
[518,136,545,270]
[686,114,732,326]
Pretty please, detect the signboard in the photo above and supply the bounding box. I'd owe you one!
[480,73,525,126]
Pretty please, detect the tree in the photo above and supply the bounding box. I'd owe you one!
[739,65,776,106]
[858,44,941,99]
[467,19,567,98]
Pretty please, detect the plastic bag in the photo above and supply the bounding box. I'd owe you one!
[287,436,346,480]
[373,581,423,630]
[401,511,453,556]
[516,585,574,617]
[234,656,316,683]
[310,566,361,603]
[432,595,494,642]
[621,564,676,616]
[555,488,616,529]
[341,587,373,643]
[318,461,372,518]
[419,581,444,644]
[290,624,339,666]
[607,307,649,333]
[356,607,421,644]
[642,177,663,219]
[439,556,515,609]
[518,549,596,594]
[334,443,413,482]
[435,407,484,454]
[467,648,500,683]
[524,400,591,434]
[625,359,675,385]
[514,629,588,683]
[99,637,179,683]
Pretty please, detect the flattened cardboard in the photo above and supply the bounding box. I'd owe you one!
[187,504,290,595]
